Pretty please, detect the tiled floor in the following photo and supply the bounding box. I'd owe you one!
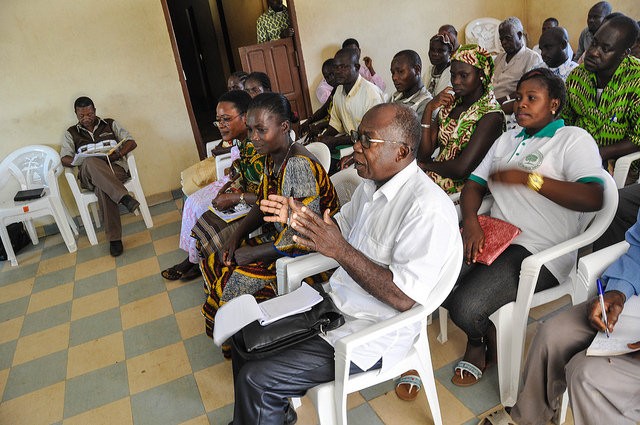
[0,200,575,425]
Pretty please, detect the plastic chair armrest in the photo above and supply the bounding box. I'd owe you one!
[613,151,640,188]
[276,253,339,294]
[334,305,426,357]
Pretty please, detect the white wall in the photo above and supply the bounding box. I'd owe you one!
[295,0,526,110]
[0,0,199,215]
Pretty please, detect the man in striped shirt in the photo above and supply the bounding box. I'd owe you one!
[563,15,640,164]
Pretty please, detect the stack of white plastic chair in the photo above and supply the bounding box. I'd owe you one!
[64,153,152,246]
[0,145,78,266]
[465,18,503,56]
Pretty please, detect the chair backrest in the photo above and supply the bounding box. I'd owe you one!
[528,171,618,307]
[215,153,234,180]
[465,17,503,55]
[305,142,331,173]
[330,167,363,207]
[0,145,62,190]
[613,151,640,188]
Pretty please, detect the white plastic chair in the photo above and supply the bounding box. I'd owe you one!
[465,18,503,56]
[612,151,640,188]
[275,242,462,425]
[305,142,331,173]
[328,167,363,209]
[64,153,153,246]
[0,145,78,266]
[438,171,618,407]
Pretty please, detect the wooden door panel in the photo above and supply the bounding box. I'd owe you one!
[239,38,308,121]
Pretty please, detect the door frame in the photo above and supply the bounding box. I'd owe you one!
[160,0,312,159]
[160,0,206,159]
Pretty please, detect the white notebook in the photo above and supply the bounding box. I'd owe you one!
[213,283,323,346]
[587,295,640,356]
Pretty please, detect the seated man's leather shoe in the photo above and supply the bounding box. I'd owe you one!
[119,194,140,214]
[110,240,124,257]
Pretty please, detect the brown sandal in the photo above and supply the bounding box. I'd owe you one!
[395,370,421,401]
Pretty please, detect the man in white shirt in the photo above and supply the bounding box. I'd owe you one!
[317,48,385,150]
[228,103,462,425]
[493,17,543,113]
[539,27,578,81]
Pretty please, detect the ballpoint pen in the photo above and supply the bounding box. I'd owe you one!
[596,278,610,338]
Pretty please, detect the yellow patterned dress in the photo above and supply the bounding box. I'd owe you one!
[200,153,339,353]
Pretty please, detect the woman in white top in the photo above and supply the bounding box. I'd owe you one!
[446,68,605,387]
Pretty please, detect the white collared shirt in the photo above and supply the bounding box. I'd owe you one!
[329,74,385,134]
[390,86,433,116]
[493,46,543,98]
[540,57,579,81]
[322,161,461,371]
[470,123,603,280]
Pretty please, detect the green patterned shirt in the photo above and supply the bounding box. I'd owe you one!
[563,56,640,147]
[256,7,290,43]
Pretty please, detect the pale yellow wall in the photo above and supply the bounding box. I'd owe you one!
[0,0,199,219]
[296,0,526,110]
[526,0,639,53]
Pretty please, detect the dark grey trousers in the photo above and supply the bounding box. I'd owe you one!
[443,244,558,339]
[230,336,379,425]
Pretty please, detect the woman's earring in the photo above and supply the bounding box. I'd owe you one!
[551,110,556,115]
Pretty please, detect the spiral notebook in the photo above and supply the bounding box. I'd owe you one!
[466,215,521,265]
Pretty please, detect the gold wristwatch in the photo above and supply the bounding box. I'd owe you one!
[527,172,544,192]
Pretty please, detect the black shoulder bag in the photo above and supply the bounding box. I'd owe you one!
[232,284,345,360]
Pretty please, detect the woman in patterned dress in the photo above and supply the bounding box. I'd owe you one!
[419,44,505,194]
[161,90,265,281]
[200,93,339,355]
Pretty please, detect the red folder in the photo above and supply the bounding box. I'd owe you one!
[468,215,521,265]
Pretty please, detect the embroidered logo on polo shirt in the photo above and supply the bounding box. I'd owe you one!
[519,151,543,170]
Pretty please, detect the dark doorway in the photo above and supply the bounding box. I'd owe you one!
[165,0,228,150]
[162,0,313,160]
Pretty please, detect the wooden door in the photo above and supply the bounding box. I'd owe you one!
[238,38,309,121]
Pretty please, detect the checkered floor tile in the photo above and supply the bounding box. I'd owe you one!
[0,199,574,424]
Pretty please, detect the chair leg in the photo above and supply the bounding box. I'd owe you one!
[490,303,522,407]
[64,206,79,236]
[437,306,448,344]
[51,199,77,253]
[554,391,569,425]
[78,202,99,246]
[417,349,443,425]
[0,223,18,266]
[133,189,153,228]
[308,385,337,425]
[90,203,101,228]
[24,219,39,245]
